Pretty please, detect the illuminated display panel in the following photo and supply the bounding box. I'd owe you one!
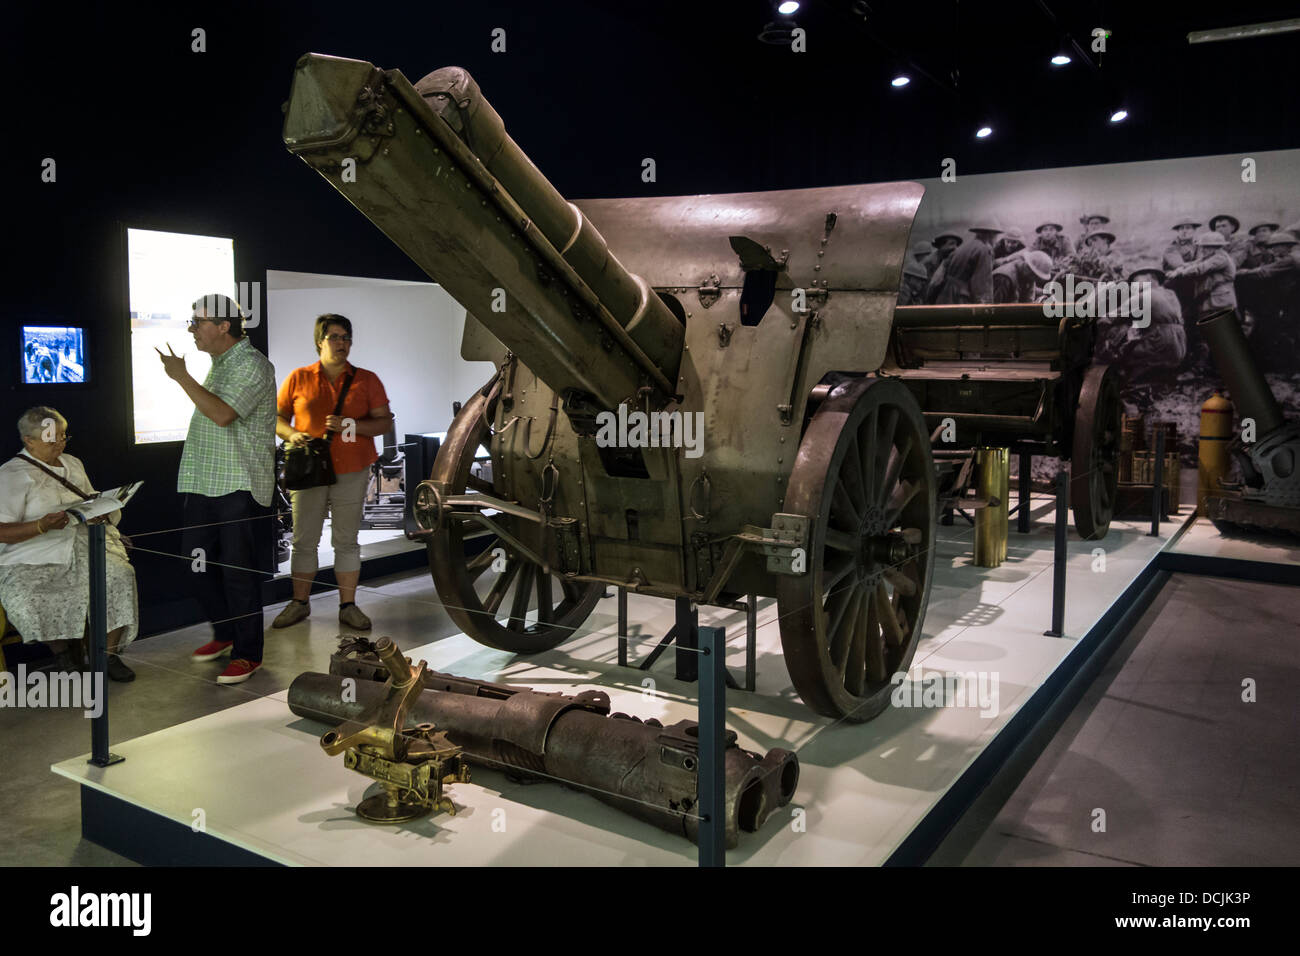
[127,228,234,444]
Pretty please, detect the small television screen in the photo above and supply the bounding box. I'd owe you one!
[21,326,88,384]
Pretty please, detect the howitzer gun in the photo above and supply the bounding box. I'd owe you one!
[283,53,937,721]
[1198,308,1300,535]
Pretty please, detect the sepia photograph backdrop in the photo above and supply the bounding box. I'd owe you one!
[905,148,1300,464]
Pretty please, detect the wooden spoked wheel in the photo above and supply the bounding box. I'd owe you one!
[777,377,937,722]
[1070,364,1120,541]
[425,390,602,654]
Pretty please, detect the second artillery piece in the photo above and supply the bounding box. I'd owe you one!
[888,303,1121,540]
[1198,308,1300,536]
[284,54,944,722]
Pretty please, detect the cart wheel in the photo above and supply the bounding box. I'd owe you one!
[426,388,602,653]
[1071,364,1120,541]
[777,377,937,722]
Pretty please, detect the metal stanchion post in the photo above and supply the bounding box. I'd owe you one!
[617,588,628,667]
[745,594,757,693]
[88,522,123,768]
[1018,449,1032,533]
[675,597,698,682]
[698,624,725,867]
[1150,426,1166,536]
[1044,470,1068,638]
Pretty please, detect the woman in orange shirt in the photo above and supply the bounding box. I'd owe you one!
[274,314,393,631]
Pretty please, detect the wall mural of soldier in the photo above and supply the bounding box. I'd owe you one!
[902,148,1300,465]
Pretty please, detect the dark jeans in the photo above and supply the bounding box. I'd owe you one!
[181,492,267,663]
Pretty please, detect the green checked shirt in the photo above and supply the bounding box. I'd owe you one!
[177,337,277,506]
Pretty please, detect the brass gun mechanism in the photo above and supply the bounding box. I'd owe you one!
[319,637,470,823]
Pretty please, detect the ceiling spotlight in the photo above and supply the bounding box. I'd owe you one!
[891,74,911,87]
[975,126,993,139]
[1109,108,1129,123]
[777,1,800,13]
[1051,34,1074,66]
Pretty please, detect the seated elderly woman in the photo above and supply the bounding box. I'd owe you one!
[0,407,138,681]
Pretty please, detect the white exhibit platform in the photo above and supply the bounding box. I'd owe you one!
[53,499,1195,866]
[1163,515,1300,570]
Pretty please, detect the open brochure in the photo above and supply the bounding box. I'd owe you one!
[65,481,144,524]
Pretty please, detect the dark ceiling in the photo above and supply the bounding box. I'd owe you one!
[4,0,1298,285]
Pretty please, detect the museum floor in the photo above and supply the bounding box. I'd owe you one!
[932,573,1300,866]
[4,544,1297,866]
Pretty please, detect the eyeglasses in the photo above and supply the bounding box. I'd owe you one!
[324,334,352,344]
[187,317,223,330]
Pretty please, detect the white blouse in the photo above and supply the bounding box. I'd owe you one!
[0,452,118,567]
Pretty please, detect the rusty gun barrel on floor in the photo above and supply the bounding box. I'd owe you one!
[287,667,798,848]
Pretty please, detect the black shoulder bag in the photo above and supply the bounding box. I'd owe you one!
[283,370,355,491]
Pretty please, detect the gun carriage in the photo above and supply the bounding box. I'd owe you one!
[887,303,1121,540]
[282,54,1116,723]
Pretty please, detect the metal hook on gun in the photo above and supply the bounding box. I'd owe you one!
[687,468,711,522]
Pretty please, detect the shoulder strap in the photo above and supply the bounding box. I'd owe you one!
[17,453,96,500]
[334,370,357,415]
[323,370,357,447]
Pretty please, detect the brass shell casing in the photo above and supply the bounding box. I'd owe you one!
[974,447,1010,568]
[1198,393,1233,516]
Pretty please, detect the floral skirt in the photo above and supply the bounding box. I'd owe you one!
[0,526,138,646]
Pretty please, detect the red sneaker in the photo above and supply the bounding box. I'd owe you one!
[192,640,234,662]
[216,659,261,684]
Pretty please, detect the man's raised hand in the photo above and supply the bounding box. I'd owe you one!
[156,343,187,381]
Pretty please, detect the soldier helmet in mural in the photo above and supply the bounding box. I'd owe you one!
[969,220,1004,235]
[1171,218,1201,230]
[1195,230,1228,246]
[1084,229,1116,245]
[1265,230,1299,246]
[1208,214,1240,234]
[1001,227,1026,244]
[1079,213,1110,225]
[1128,266,1166,284]
[911,241,933,259]
[1248,222,1279,236]
[932,233,963,247]
[1035,222,1064,233]
[902,259,928,281]
[1023,250,1053,280]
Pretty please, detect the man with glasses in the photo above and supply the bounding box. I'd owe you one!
[157,293,275,684]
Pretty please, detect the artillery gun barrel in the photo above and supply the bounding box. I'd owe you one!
[1197,308,1284,437]
[283,54,682,410]
[288,672,798,848]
